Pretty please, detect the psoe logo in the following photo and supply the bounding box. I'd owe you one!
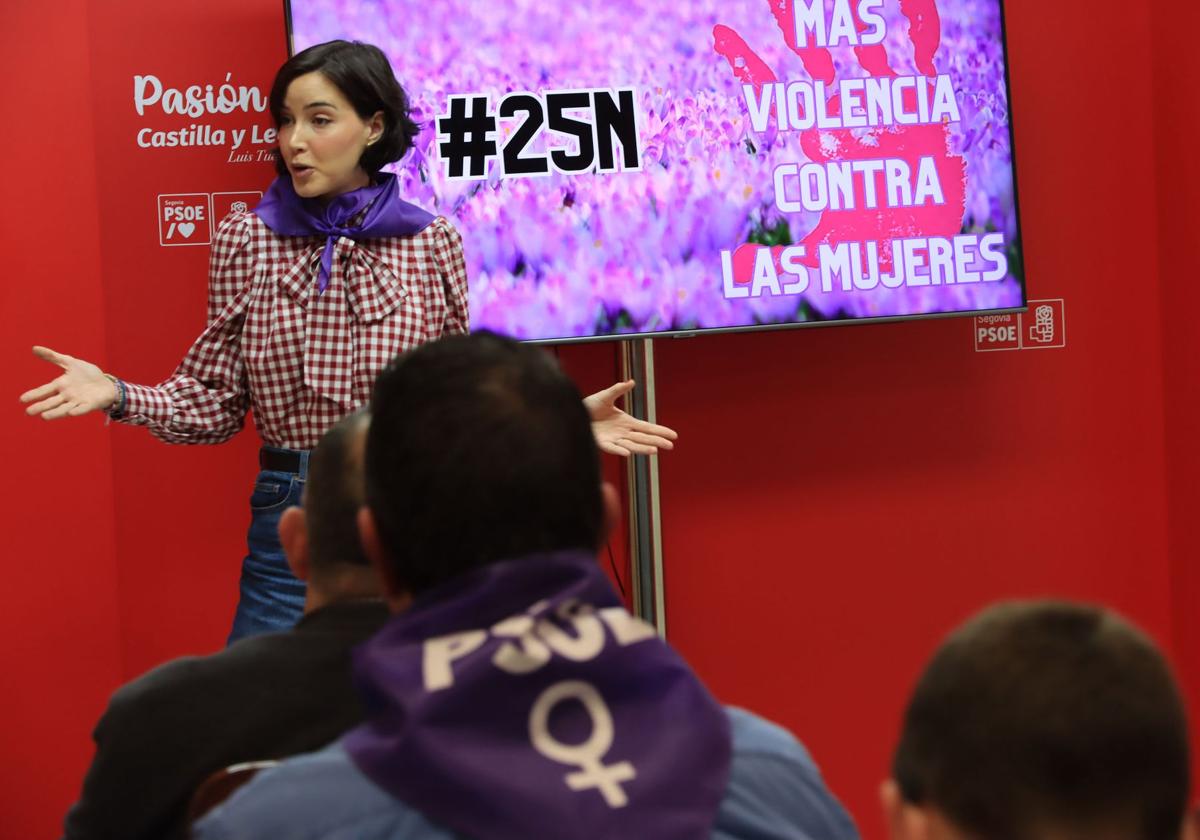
[211,191,263,225]
[972,299,1066,353]
[1021,299,1066,350]
[157,194,211,247]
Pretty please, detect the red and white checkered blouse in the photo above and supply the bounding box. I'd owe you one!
[117,210,470,450]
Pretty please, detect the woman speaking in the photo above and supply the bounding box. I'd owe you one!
[20,40,675,643]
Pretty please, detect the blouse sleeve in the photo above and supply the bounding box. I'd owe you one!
[431,216,470,336]
[115,212,254,445]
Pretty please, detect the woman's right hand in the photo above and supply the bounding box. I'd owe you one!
[20,346,119,420]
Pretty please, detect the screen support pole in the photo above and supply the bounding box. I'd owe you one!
[620,338,666,637]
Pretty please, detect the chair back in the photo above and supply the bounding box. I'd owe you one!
[187,760,279,826]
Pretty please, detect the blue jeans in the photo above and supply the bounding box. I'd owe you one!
[226,451,309,644]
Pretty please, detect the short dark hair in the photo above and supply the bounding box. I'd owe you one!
[304,411,371,574]
[893,601,1190,840]
[365,332,603,594]
[269,40,420,177]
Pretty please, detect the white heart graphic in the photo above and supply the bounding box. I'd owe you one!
[177,222,196,239]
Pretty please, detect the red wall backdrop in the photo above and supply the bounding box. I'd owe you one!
[2,1,1196,838]
[86,0,286,677]
[1155,0,1200,804]
[2,2,122,836]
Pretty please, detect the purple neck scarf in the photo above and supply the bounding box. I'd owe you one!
[344,552,732,840]
[253,172,434,293]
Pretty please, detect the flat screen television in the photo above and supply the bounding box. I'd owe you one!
[286,0,1026,342]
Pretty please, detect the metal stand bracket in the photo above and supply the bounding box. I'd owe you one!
[620,338,666,637]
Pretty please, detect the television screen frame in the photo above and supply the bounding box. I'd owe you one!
[282,0,1028,345]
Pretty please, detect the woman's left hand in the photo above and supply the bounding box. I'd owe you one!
[584,380,678,456]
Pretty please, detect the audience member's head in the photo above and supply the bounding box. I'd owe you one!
[358,331,615,603]
[279,410,379,610]
[883,600,1194,840]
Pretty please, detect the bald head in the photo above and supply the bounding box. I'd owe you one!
[304,410,371,576]
[280,411,380,609]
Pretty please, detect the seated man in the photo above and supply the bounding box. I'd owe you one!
[881,600,1196,840]
[196,332,858,840]
[63,412,387,840]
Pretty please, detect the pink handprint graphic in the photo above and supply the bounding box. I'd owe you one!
[714,0,964,275]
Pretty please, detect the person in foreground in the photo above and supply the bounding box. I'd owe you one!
[63,412,387,840]
[882,600,1197,840]
[195,331,858,840]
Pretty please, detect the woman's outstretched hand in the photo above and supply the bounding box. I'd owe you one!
[19,346,118,420]
[584,379,678,457]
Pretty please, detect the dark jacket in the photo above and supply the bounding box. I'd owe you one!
[62,599,390,840]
